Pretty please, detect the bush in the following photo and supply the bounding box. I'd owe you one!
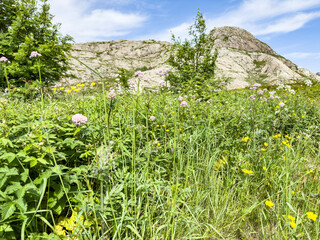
[0,0,73,87]
[166,10,218,97]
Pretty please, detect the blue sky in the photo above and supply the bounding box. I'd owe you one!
[48,0,320,73]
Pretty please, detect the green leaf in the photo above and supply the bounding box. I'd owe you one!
[14,198,27,213]
[1,202,16,220]
[30,158,37,168]
[0,153,16,163]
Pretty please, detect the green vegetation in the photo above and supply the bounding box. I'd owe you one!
[0,0,73,87]
[0,79,320,239]
[166,10,219,97]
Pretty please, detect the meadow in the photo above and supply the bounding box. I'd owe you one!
[0,75,320,239]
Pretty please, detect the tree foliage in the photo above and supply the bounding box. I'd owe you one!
[166,10,218,96]
[0,0,73,87]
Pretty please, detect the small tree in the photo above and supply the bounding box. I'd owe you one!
[166,10,218,96]
[0,0,73,87]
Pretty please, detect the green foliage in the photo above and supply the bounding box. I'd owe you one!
[166,10,218,97]
[0,0,73,87]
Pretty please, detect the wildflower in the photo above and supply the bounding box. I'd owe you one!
[220,81,226,86]
[288,215,296,222]
[178,96,183,102]
[263,166,267,170]
[195,98,202,102]
[156,125,159,127]
[134,70,143,78]
[107,91,116,100]
[71,86,76,90]
[60,87,65,90]
[66,90,72,93]
[157,143,161,146]
[144,78,150,83]
[290,221,296,229]
[257,90,264,95]
[292,191,295,194]
[180,101,187,108]
[0,56,8,62]
[80,83,85,87]
[264,142,268,147]
[306,212,318,221]
[91,82,96,86]
[162,125,166,127]
[76,83,81,87]
[149,116,156,121]
[279,102,285,107]
[265,200,274,207]
[253,83,262,88]
[166,129,169,132]
[129,80,135,87]
[29,51,42,58]
[302,115,305,118]
[261,148,266,152]
[52,88,57,91]
[242,136,249,142]
[159,80,166,86]
[242,169,253,175]
[249,94,256,100]
[74,88,79,92]
[72,114,87,126]
[207,99,213,103]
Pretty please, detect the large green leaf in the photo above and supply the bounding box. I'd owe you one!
[1,202,16,220]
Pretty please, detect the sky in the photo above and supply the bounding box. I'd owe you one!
[47,0,320,73]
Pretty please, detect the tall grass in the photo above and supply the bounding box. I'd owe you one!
[0,82,319,239]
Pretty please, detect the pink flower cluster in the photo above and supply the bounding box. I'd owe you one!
[159,80,166,86]
[149,116,156,121]
[178,96,183,101]
[249,94,256,100]
[129,81,135,88]
[159,69,169,77]
[250,83,262,90]
[72,114,87,126]
[107,91,116,100]
[29,51,42,58]
[134,71,143,78]
[180,101,187,107]
[0,56,8,62]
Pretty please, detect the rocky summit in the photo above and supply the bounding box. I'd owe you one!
[62,26,320,89]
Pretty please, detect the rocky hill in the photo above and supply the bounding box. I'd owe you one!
[61,26,320,89]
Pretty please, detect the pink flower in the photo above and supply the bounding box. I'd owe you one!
[249,94,256,100]
[134,71,143,78]
[178,96,183,101]
[250,87,257,90]
[263,88,268,91]
[253,83,261,88]
[220,81,226,86]
[180,101,188,108]
[107,91,116,100]
[195,98,202,102]
[159,80,166,86]
[0,56,8,62]
[29,51,42,58]
[279,102,285,107]
[72,114,87,126]
[207,99,213,103]
[257,90,264,95]
[184,95,188,98]
[269,96,275,99]
[129,81,135,87]
[149,116,156,121]
[144,78,150,83]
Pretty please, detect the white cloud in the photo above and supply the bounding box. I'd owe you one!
[48,0,147,42]
[284,52,320,59]
[206,0,320,35]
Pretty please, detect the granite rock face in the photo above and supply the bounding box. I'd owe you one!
[61,26,320,89]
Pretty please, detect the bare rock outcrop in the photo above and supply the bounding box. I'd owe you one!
[61,26,319,89]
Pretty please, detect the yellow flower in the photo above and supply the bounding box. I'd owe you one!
[172,111,175,114]
[263,166,267,171]
[302,116,305,118]
[76,83,81,87]
[52,88,57,91]
[157,143,161,146]
[71,86,76,90]
[156,125,159,127]
[55,224,66,236]
[292,190,295,194]
[306,212,318,221]
[91,82,96,86]
[60,87,65,90]
[162,125,166,127]
[276,106,280,109]
[74,88,79,92]
[242,136,249,142]
[242,169,253,175]
[179,128,182,131]
[261,148,266,152]
[264,142,268,147]
[265,200,274,207]
[288,215,296,222]
[166,129,169,132]
[290,221,296,229]
[66,90,72,93]
[80,83,85,87]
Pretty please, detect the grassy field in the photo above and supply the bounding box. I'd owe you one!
[0,81,319,239]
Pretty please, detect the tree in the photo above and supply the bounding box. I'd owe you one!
[0,0,73,87]
[166,10,218,96]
